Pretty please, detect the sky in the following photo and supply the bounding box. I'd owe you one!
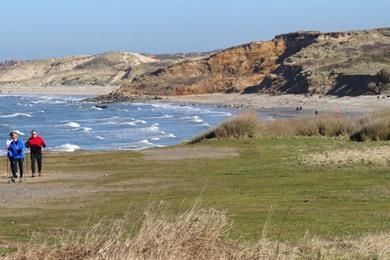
[0,0,389,61]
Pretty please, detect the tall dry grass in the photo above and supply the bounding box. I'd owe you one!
[191,110,390,143]
[5,204,390,259]
[190,113,259,144]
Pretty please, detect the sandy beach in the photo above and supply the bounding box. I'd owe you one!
[164,93,390,113]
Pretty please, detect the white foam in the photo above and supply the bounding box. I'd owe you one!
[121,122,136,126]
[132,119,146,124]
[91,106,104,111]
[95,136,105,140]
[80,127,93,133]
[0,113,32,118]
[51,143,80,152]
[191,116,203,123]
[65,122,80,128]
[151,137,160,141]
[139,139,152,145]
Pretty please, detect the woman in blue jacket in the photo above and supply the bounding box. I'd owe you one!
[7,131,25,182]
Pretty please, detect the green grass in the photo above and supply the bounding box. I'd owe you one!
[0,137,389,244]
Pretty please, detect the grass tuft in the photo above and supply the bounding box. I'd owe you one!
[6,204,390,259]
[192,110,390,143]
[190,113,259,143]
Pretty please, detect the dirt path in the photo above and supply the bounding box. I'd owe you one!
[0,146,240,209]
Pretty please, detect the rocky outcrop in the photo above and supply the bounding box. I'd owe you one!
[107,28,390,98]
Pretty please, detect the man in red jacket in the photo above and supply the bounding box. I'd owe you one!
[25,130,46,177]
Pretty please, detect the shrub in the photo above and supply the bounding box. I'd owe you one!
[350,115,390,141]
[367,82,379,94]
[377,68,390,83]
[190,113,260,143]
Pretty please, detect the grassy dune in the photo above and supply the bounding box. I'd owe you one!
[0,113,389,258]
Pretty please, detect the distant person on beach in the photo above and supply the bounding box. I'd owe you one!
[25,129,46,177]
[7,131,25,182]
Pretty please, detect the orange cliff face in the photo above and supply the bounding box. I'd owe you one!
[107,28,390,99]
[114,39,286,96]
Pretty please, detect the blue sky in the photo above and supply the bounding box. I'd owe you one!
[1,0,389,61]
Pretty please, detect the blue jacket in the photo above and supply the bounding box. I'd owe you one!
[7,139,25,159]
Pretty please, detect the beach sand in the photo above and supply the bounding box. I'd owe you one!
[164,93,390,113]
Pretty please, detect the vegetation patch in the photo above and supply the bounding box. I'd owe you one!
[190,113,259,143]
[300,146,390,166]
[6,206,390,259]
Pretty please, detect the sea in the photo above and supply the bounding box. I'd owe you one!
[0,95,237,155]
[0,94,311,155]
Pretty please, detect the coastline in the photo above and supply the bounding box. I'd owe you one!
[1,86,389,114]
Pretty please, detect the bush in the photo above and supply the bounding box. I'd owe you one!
[350,114,390,141]
[190,113,260,143]
[377,68,390,83]
[367,82,379,94]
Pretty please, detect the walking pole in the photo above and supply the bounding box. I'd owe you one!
[24,151,28,183]
[6,156,10,184]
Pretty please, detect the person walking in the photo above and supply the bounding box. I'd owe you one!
[7,131,25,182]
[25,129,46,177]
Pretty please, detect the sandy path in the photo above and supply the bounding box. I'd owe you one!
[0,146,240,209]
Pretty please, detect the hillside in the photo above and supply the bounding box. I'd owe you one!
[0,51,177,87]
[103,27,390,100]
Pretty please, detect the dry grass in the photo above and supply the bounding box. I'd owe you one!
[350,111,390,141]
[267,110,390,141]
[262,115,359,137]
[5,204,390,260]
[190,113,259,143]
[300,146,390,166]
[192,110,390,143]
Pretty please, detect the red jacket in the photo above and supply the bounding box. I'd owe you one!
[25,135,46,155]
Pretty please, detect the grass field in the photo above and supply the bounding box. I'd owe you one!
[1,136,389,252]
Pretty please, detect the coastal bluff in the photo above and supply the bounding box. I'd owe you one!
[104,27,390,100]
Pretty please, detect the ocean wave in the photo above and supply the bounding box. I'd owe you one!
[78,127,93,133]
[51,143,80,152]
[145,124,160,132]
[184,115,203,123]
[65,122,81,128]
[147,114,174,119]
[0,113,32,118]
[91,106,104,111]
[121,122,136,126]
[95,136,105,140]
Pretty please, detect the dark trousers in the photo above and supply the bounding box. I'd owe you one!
[30,153,43,174]
[10,158,24,178]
